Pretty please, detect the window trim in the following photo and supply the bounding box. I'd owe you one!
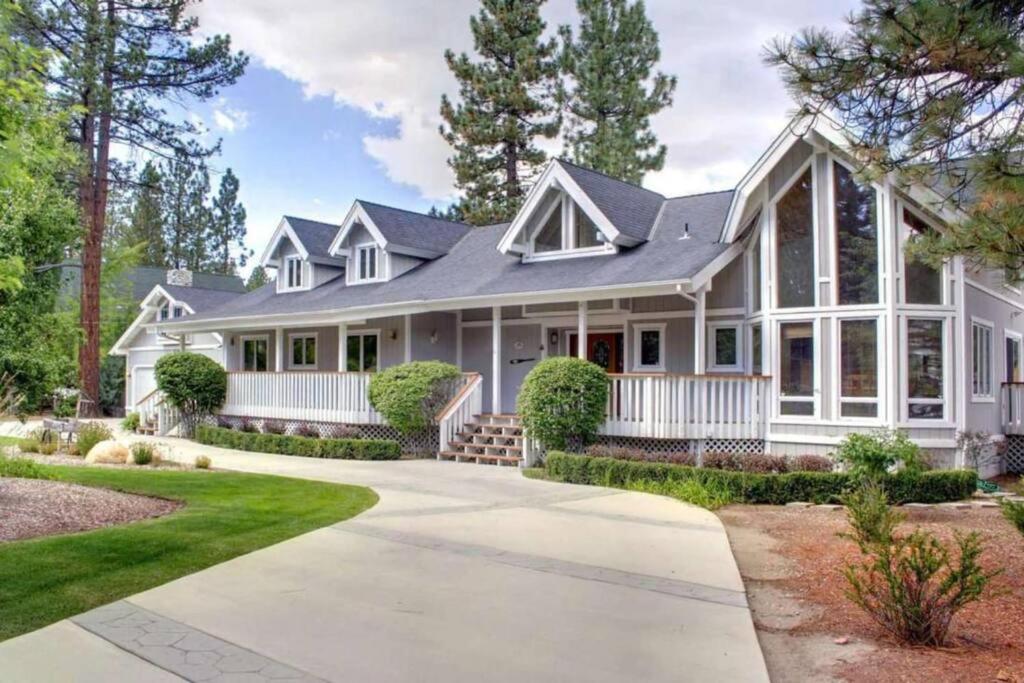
[1006,329,1023,384]
[346,330,380,372]
[288,332,318,370]
[524,193,616,262]
[746,320,764,376]
[632,322,666,372]
[834,315,884,424]
[172,305,184,319]
[770,157,819,311]
[708,322,742,371]
[898,203,947,307]
[831,157,882,307]
[775,318,819,421]
[971,317,995,403]
[901,315,952,426]
[280,255,308,292]
[158,304,171,321]
[239,334,269,373]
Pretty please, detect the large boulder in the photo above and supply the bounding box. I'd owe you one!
[85,440,129,464]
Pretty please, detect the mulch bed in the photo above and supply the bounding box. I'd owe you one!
[720,504,1024,683]
[0,479,182,542]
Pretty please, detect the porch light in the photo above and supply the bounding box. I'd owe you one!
[430,330,439,344]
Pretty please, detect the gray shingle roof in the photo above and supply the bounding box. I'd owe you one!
[160,285,242,313]
[558,160,666,241]
[182,189,735,324]
[283,216,341,259]
[359,201,471,257]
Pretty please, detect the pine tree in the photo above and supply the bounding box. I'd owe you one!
[127,162,166,266]
[427,204,466,223]
[161,152,211,270]
[559,0,676,183]
[440,0,561,225]
[245,265,270,291]
[209,168,250,274]
[766,0,1024,279]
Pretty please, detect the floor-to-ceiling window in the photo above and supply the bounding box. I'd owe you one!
[775,168,815,308]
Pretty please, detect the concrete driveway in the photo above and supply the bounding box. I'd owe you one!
[0,435,768,682]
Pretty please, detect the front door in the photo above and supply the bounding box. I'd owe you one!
[569,332,624,373]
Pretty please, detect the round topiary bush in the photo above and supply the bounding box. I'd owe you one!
[155,352,227,438]
[517,357,608,451]
[368,361,462,437]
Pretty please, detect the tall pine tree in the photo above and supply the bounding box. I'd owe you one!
[559,0,676,183]
[209,168,249,274]
[127,161,166,266]
[161,152,211,270]
[245,265,270,291]
[440,0,561,225]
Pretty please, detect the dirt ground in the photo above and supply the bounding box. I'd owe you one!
[719,504,1024,683]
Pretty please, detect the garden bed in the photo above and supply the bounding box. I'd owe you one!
[719,504,1024,682]
[0,478,181,542]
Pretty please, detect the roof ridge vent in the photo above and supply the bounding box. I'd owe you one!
[679,223,690,240]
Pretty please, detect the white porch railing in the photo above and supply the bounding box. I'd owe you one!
[134,389,180,436]
[1002,382,1024,435]
[437,373,483,454]
[603,374,770,440]
[221,372,383,424]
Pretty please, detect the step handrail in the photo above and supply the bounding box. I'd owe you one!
[438,373,484,455]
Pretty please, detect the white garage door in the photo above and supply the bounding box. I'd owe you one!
[131,366,156,406]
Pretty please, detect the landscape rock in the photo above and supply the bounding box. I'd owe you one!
[85,440,129,464]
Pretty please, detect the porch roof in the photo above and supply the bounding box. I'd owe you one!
[158,189,735,330]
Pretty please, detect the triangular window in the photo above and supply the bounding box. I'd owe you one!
[524,191,613,259]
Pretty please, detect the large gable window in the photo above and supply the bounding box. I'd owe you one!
[902,208,943,305]
[834,162,878,305]
[775,168,815,308]
[526,192,611,259]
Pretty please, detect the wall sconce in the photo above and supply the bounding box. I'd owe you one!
[549,331,559,346]
[229,336,234,346]
[430,329,439,344]
[389,329,398,341]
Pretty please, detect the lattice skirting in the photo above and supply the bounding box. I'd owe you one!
[212,415,438,455]
[590,436,766,457]
[1006,435,1024,474]
[702,439,765,456]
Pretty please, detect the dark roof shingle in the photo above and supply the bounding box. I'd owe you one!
[283,216,341,259]
[558,160,666,241]
[359,201,471,257]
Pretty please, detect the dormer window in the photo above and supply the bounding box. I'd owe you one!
[172,305,184,318]
[524,191,612,261]
[357,244,379,281]
[280,255,309,292]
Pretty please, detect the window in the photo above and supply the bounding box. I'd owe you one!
[241,336,268,372]
[710,324,740,370]
[751,234,762,313]
[907,318,944,419]
[750,323,763,375]
[1007,333,1022,383]
[528,193,611,257]
[839,319,879,418]
[158,304,170,321]
[972,320,994,400]
[172,305,184,318]
[574,204,602,248]
[533,197,563,253]
[290,334,317,370]
[834,162,878,305]
[779,322,814,416]
[346,332,379,372]
[284,256,304,289]
[902,208,942,305]
[776,168,815,308]
[357,245,379,281]
[633,324,665,371]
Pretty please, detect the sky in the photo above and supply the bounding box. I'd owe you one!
[182,0,860,274]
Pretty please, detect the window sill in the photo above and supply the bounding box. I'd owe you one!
[970,395,996,404]
[632,365,665,373]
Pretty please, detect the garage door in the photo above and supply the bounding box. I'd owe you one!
[131,366,156,406]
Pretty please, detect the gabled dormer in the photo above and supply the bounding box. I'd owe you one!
[330,200,471,286]
[259,216,345,294]
[498,160,664,262]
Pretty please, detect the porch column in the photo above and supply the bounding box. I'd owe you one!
[694,288,706,374]
[403,314,412,363]
[492,305,502,413]
[275,327,285,372]
[221,331,229,368]
[455,310,463,368]
[337,322,348,371]
[577,301,587,359]
[178,335,186,352]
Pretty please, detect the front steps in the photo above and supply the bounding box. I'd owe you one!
[439,414,523,466]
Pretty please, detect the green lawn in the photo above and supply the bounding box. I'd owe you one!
[0,465,377,641]
[0,435,21,447]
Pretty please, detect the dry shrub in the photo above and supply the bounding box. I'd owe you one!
[702,452,741,470]
[739,454,788,474]
[790,454,834,472]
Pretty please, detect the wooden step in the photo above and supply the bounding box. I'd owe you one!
[448,440,522,453]
[439,450,521,466]
[457,431,524,443]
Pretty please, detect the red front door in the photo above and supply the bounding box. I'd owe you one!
[569,332,623,373]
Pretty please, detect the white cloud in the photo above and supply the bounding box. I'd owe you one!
[193,0,857,200]
[211,98,250,133]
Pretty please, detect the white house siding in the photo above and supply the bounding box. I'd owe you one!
[312,264,343,288]
[410,311,457,364]
[124,325,221,408]
[349,315,406,368]
[707,256,745,309]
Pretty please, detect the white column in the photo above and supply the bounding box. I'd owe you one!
[404,314,412,363]
[275,327,285,372]
[694,288,706,374]
[337,322,348,371]
[577,301,587,359]
[492,305,502,414]
[221,331,229,368]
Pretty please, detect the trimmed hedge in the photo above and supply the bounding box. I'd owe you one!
[546,452,976,505]
[195,425,400,461]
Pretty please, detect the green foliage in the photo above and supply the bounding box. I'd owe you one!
[130,442,157,466]
[51,388,78,418]
[76,421,113,457]
[546,452,976,505]
[558,0,676,183]
[0,455,53,480]
[628,476,734,511]
[155,353,227,437]
[842,480,903,546]
[245,265,270,291]
[766,0,1024,281]
[518,357,608,450]
[17,438,40,454]
[367,361,462,436]
[440,0,561,225]
[195,425,401,461]
[956,430,1003,472]
[194,455,211,469]
[834,429,923,480]
[1001,499,1024,537]
[121,412,140,432]
[38,440,57,455]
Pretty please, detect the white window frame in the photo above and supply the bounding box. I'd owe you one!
[775,317,819,421]
[746,320,764,375]
[834,315,885,424]
[769,157,819,311]
[354,243,382,283]
[239,334,269,372]
[280,255,307,292]
[898,203,948,307]
[524,193,616,263]
[746,230,763,315]
[971,317,995,402]
[831,157,883,308]
[1006,329,1023,384]
[347,330,380,372]
[632,322,666,372]
[900,315,952,426]
[158,304,171,321]
[172,305,185,318]
[288,332,318,370]
[708,323,742,371]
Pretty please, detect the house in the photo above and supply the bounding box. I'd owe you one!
[133,115,1024,474]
